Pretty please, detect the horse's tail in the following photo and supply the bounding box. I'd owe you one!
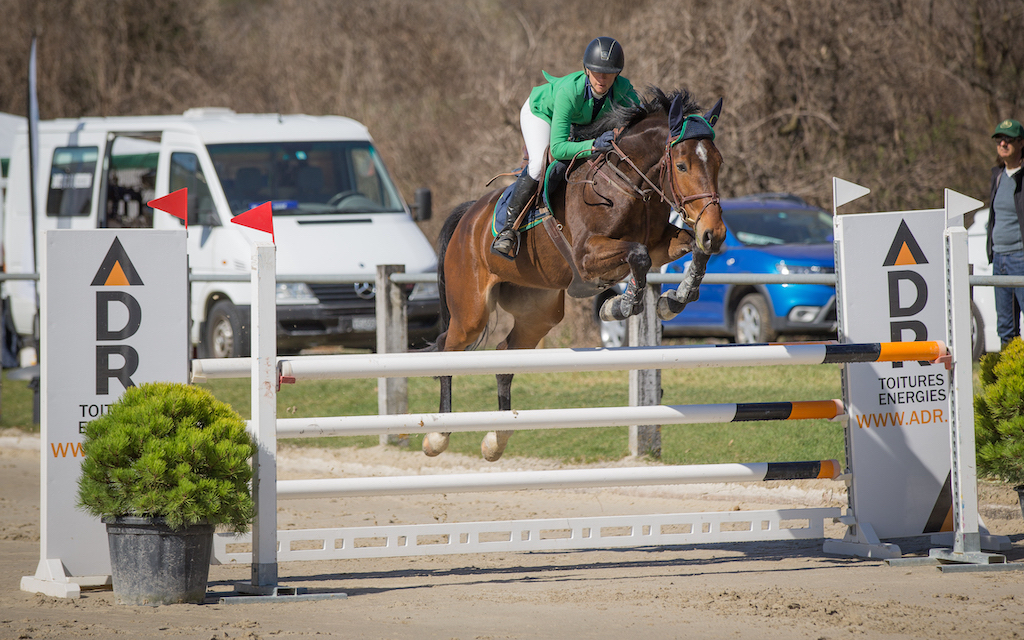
[429,200,476,351]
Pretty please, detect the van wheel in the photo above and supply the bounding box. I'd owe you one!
[734,293,777,344]
[203,300,244,359]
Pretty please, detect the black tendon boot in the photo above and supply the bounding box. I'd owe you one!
[491,173,539,260]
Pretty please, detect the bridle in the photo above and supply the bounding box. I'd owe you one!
[581,133,720,230]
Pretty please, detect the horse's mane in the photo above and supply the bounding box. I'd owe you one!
[574,87,700,140]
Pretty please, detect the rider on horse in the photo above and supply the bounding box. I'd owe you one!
[491,37,642,260]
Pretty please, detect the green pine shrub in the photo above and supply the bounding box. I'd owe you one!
[974,338,1024,488]
[77,382,257,532]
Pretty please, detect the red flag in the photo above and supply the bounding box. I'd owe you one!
[148,188,189,227]
[231,202,275,243]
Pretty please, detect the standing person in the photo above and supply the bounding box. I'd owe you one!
[986,118,1024,348]
[491,37,641,260]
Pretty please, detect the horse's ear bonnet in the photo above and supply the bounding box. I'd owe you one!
[669,96,723,147]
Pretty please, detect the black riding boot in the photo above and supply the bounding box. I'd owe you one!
[491,173,539,260]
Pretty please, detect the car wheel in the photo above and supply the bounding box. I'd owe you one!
[595,290,627,348]
[734,293,777,344]
[971,300,985,361]
[202,300,245,358]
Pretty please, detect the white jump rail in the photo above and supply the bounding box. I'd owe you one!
[192,341,947,382]
[274,399,846,438]
[276,460,841,499]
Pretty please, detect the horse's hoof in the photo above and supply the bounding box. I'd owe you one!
[657,295,685,321]
[481,430,512,462]
[422,432,450,457]
[600,296,626,322]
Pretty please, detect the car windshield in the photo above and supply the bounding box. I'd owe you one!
[206,141,406,216]
[725,207,834,246]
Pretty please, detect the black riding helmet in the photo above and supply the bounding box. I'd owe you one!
[583,37,624,75]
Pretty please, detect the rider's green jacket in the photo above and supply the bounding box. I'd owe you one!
[528,70,640,161]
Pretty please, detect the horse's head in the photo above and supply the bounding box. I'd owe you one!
[666,95,727,254]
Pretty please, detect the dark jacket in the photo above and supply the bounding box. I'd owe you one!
[986,165,1024,263]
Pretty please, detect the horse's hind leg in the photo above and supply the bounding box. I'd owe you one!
[480,372,514,462]
[424,266,496,457]
[423,375,454,456]
[480,286,565,462]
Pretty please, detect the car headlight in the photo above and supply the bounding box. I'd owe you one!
[776,261,833,275]
[276,282,319,304]
[409,281,439,301]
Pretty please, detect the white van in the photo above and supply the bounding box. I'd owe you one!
[2,109,439,361]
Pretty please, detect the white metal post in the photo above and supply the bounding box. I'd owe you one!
[376,264,408,446]
[249,243,279,587]
[928,213,1004,564]
[628,283,662,458]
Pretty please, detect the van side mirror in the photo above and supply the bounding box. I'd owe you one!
[412,187,431,222]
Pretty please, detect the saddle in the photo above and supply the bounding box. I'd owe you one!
[489,161,569,239]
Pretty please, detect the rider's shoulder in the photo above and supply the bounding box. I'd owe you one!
[541,69,586,88]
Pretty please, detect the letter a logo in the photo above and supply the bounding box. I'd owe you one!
[91,237,144,286]
[883,220,928,267]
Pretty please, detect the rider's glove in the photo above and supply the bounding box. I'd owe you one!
[593,131,615,152]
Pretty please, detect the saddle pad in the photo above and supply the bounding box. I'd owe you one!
[491,181,547,238]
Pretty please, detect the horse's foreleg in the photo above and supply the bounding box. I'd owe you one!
[648,224,695,267]
[423,374,453,456]
[593,243,652,322]
[657,249,710,321]
[647,225,708,321]
[481,372,515,462]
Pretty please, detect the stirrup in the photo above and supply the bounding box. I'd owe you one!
[491,229,519,261]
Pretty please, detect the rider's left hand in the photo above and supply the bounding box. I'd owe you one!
[593,131,615,152]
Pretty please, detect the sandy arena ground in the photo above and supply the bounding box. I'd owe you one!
[3,428,1024,639]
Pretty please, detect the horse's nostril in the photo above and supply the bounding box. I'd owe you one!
[703,230,716,250]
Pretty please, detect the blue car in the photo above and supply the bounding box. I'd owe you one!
[595,194,837,347]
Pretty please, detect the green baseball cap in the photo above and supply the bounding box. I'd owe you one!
[992,119,1023,139]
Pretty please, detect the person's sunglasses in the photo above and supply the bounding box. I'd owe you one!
[996,135,1018,144]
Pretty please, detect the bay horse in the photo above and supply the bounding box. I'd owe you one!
[426,88,727,461]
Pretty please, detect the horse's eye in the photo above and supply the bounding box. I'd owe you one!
[675,162,687,173]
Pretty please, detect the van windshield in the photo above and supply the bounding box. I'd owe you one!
[206,141,406,215]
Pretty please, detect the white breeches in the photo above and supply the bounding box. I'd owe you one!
[520,99,551,180]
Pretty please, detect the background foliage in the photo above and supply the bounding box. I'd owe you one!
[975,339,1024,486]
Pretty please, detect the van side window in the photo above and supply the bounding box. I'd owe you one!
[47,146,98,216]
[170,152,218,226]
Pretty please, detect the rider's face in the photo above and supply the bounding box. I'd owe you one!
[586,69,618,96]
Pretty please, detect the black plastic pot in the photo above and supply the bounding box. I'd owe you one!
[103,516,214,605]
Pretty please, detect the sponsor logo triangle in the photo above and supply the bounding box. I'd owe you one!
[90,237,144,286]
[922,471,954,534]
[883,220,928,267]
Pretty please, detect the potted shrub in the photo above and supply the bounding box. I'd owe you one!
[77,382,256,605]
[974,338,1024,517]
